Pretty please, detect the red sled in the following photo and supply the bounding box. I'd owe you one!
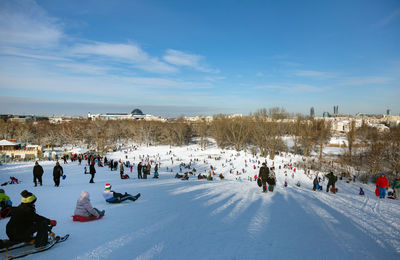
[375,187,380,197]
[72,214,104,222]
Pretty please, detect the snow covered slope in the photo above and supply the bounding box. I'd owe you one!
[0,144,399,259]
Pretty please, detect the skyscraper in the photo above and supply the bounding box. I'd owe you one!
[310,107,315,117]
[333,105,339,115]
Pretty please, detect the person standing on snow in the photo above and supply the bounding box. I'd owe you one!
[137,162,143,179]
[33,161,44,187]
[119,162,124,179]
[376,173,389,199]
[89,161,96,183]
[393,176,400,200]
[6,190,57,248]
[313,175,319,191]
[258,162,270,193]
[326,172,337,193]
[53,161,63,187]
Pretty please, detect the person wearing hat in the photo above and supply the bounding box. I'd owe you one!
[258,162,270,193]
[33,161,44,187]
[74,191,104,218]
[376,173,389,199]
[6,190,57,248]
[0,189,12,218]
[103,184,140,204]
[53,161,63,187]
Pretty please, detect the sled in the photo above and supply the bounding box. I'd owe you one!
[72,214,104,222]
[375,187,380,197]
[1,233,69,259]
[330,187,338,194]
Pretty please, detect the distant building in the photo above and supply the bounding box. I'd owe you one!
[386,109,391,116]
[333,105,339,115]
[310,107,315,117]
[88,109,164,121]
[0,140,42,160]
[323,111,330,118]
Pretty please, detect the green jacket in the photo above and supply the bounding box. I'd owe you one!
[393,180,400,189]
[0,192,11,207]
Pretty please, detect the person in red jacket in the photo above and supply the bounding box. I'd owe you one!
[376,173,389,198]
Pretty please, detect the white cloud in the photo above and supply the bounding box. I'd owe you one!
[294,70,334,78]
[338,77,393,86]
[375,8,400,28]
[255,83,327,93]
[163,49,218,73]
[70,42,178,74]
[0,0,63,48]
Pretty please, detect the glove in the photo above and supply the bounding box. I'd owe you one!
[50,220,57,226]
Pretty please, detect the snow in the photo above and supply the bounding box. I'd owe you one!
[1,143,399,260]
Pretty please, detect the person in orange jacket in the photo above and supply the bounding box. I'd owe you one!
[376,173,389,198]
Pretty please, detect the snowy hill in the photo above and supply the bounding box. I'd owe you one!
[0,143,399,260]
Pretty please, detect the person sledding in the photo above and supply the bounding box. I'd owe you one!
[103,184,140,204]
[5,190,57,248]
[0,188,12,219]
[73,191,104,221]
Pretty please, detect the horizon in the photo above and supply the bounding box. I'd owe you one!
[0,0,399,116]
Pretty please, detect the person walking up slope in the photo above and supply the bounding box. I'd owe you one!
[376,173,389,199]
[53,162,63,187]
[33,161,44,187]
[258,163,270,193]
[89,161,96,183]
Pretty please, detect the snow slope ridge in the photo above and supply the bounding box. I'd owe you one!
[0,143,399,259]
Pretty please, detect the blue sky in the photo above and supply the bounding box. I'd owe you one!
[0,0,399,117]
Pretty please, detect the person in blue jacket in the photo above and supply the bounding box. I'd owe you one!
[103,184,140,203]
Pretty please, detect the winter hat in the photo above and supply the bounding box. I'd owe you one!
[105,183,111,190]
[0,188,4,194]
[21,190,36,204]
[381,172,385,176]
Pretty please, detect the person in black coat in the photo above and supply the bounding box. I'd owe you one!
[33,161,44,186]
[6,190,57,248]
[258,162,270,192]
[89,161,96,183]
[53,162,63,187]
[137,162,143,179]
[326,172,337,193]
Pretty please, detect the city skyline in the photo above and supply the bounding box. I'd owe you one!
[0,0,399,117]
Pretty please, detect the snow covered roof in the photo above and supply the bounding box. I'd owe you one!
[68,148,89,154]
[0,140,21,146]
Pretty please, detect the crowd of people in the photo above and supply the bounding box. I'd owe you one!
[1,147,399,252]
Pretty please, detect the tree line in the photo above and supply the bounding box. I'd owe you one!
[0,107,399,180]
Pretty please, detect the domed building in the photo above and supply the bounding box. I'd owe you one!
[88,108,146,120]
[131,109,144,116]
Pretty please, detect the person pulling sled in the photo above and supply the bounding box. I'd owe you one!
[103,184,140,204]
